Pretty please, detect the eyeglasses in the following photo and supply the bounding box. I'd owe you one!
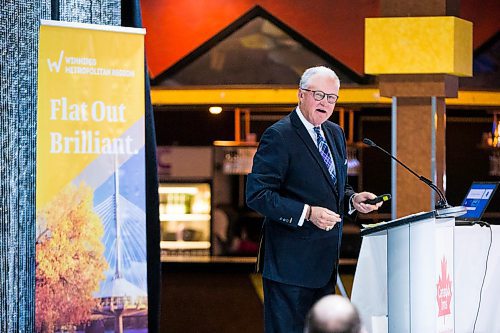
[301,88,338,104]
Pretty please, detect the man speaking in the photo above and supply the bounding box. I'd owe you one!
[246,66,382,332]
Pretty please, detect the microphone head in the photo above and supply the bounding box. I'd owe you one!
[362,138,376,147]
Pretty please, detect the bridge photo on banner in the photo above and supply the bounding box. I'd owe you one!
[36,20,147,333]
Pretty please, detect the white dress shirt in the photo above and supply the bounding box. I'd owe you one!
[294,107,356,226]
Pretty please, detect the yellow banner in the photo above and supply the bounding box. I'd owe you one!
[37,21,145,208]
[36,20,147,332]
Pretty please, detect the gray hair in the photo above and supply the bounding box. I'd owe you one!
[299,66,340,89]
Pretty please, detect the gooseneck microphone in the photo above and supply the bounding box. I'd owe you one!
[363,138,451,210]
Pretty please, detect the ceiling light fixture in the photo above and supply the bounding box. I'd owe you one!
[209,106,222,114]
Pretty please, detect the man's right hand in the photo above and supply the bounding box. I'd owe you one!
[308,206,341,231]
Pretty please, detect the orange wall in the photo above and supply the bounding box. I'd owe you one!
[141,0,499,79]
[460,0,499,50]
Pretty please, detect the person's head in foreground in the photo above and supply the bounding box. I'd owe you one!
[304,295,366,333]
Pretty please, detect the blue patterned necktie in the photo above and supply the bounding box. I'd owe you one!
[314,126,337,184]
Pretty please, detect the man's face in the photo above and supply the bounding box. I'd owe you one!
[298,73,339,126]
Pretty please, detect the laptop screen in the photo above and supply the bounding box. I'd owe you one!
[460,182,499,220]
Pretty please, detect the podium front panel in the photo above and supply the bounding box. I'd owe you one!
[353,224,499,333]
[409,217,454,333]
[409,219,436,332]
[434,218,454,333]
[387,224,410,332]
[386,215,454,333]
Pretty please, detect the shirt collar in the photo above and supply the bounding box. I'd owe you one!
[295,106,317,131]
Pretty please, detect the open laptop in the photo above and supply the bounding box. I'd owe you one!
[456,181,499,225]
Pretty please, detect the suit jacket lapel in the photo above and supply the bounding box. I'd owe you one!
[290,110,338,195]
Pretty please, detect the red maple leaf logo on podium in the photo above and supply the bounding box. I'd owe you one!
[436,257,452,317]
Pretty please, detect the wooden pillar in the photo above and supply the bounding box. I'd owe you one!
[380,0,460,17]
[366,0,471,217]
[393,97,446,215]
[381,74,455,216]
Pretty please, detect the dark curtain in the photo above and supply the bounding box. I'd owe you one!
[122,2,161,333]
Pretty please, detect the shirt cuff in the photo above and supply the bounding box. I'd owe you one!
[298,204,309,226]
[348,193,358,215]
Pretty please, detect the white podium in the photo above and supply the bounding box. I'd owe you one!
[353,211,457,333]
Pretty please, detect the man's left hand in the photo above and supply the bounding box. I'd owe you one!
[352,192,383,214]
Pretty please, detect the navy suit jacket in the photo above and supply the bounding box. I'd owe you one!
[246,109,355,288]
